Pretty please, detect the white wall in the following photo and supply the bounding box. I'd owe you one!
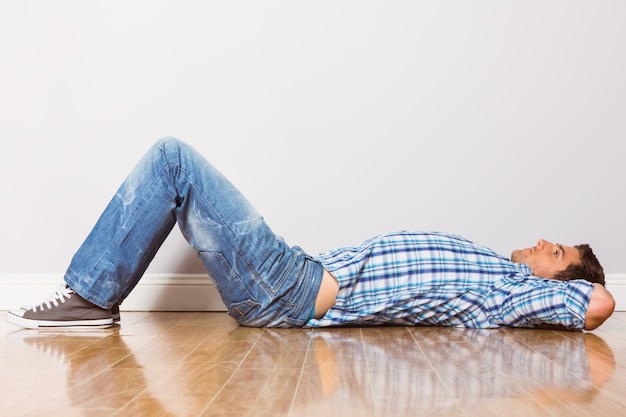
[1,1,625,310]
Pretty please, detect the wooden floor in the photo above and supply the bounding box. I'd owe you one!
[1,311,625,417]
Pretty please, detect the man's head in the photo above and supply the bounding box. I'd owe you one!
[511,239,605,285]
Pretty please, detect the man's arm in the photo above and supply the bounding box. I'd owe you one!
[584,283,615,330]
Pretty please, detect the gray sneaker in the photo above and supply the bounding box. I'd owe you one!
[7,284,114,329]
[19,301,120,322]
[111,303,121,322]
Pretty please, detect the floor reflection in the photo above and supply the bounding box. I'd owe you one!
[2,315,617,417]
[4,328,177,416]
[296,327,616,416]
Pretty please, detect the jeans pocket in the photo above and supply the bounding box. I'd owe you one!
[199,252,260,323]
[228,299,261,324]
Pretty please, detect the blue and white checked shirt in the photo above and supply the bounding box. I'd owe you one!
[306,231,594,329]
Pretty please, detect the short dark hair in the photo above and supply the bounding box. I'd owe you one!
[552,244,605,286]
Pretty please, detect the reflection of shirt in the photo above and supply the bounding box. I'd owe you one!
[307,231,594,329]
[299,328,595,416]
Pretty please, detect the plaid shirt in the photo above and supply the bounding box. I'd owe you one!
[306,231,593,329]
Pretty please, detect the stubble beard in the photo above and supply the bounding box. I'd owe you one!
[510,249,525,264]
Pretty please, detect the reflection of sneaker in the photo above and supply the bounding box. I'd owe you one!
[20,302,120,322]
[7,284,114,329]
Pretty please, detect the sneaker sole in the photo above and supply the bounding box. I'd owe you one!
[6,311,114,330]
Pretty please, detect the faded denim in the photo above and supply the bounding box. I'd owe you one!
[64,137,323,327]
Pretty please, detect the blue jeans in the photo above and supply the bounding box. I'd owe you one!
[64,137,323,327]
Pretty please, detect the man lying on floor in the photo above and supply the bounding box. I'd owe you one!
[7,138,615,331]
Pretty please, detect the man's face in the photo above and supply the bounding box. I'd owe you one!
[511,239,581,279]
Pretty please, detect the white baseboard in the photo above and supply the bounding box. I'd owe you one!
[1,273,625,312]
[606,275,626,311]
[0,273,227,312]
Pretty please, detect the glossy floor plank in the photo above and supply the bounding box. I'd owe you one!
[1,311,624,417]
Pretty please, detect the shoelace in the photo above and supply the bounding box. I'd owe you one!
[31,284,75,312]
